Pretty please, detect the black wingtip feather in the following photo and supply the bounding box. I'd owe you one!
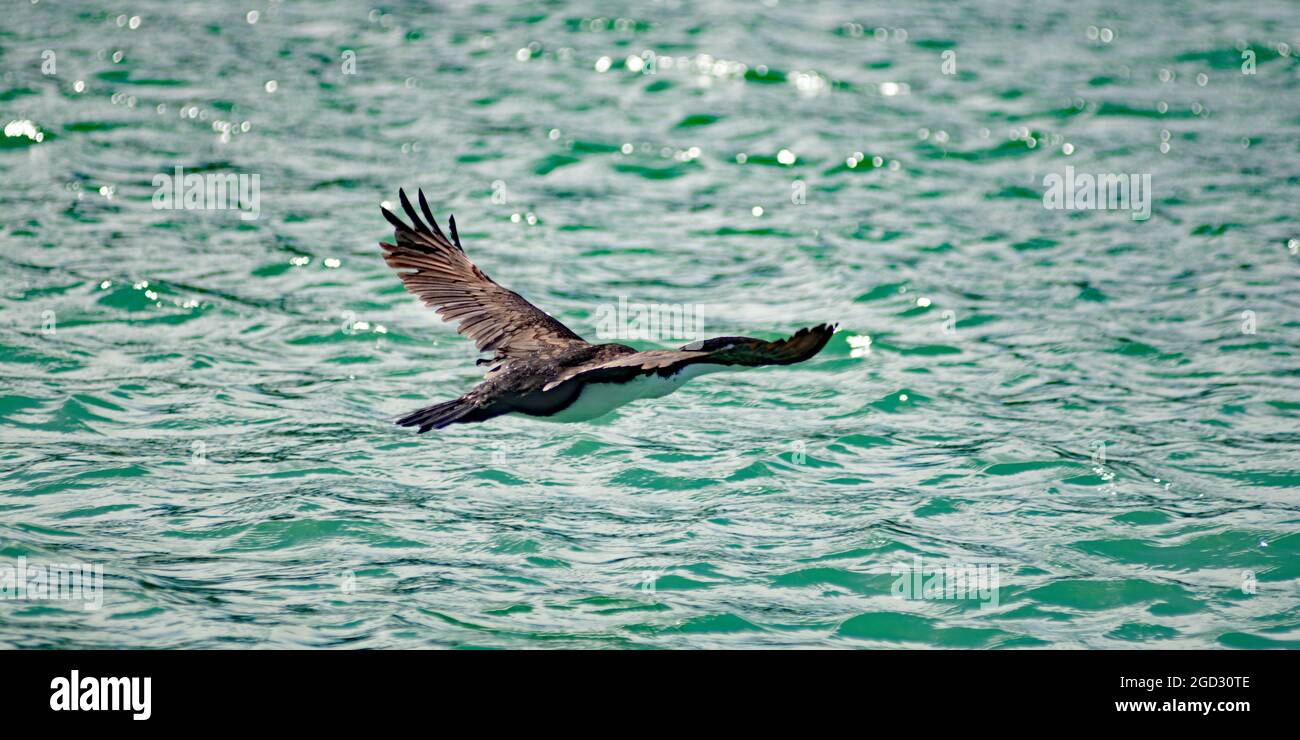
[417,189,449,242]
[399,189,432,235]
[380,206,407,232]
[416,189,450,241]
[386,189,461,250]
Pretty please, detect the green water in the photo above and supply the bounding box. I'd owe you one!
[1,1,1298,648]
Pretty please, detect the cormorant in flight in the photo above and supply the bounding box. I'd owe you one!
[380,189,834,432]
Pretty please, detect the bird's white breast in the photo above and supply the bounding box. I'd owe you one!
[540,364,725,422]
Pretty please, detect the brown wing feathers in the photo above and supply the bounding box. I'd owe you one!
[380,189,586,359]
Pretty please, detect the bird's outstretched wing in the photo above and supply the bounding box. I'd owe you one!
[542,323,836,391]
[380,189,587,361]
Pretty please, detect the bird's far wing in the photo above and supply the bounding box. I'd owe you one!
[542,323,835,391]
[380,189,587,360]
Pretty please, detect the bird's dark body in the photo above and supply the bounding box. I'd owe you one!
[396,342,638,430]
[378,189,835,433]
[474,343,636,417]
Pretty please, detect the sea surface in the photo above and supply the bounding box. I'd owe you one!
[1,1,1298,648]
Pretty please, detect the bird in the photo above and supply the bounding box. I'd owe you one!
[379,189,835,432]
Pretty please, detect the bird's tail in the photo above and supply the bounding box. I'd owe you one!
[395,397,480,433]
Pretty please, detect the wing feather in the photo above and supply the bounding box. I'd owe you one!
[542,324,835,391]
[380,189,587,360]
